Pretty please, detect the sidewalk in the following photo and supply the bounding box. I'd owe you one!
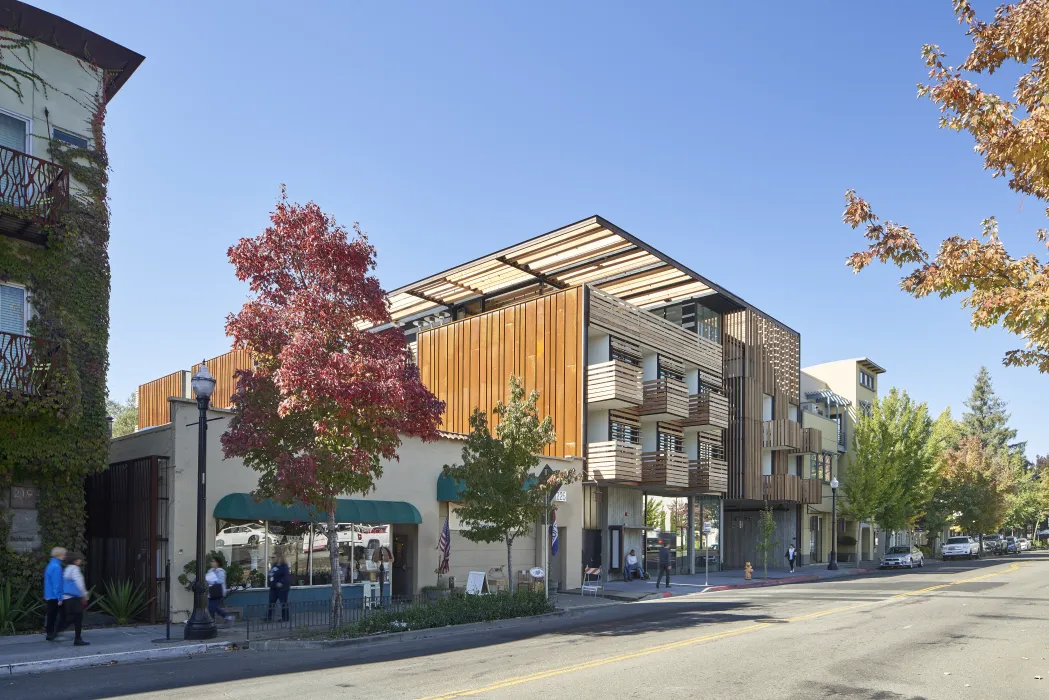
[581,561,877,601]
[0,623,245,677]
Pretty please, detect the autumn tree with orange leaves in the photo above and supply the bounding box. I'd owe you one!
[222,191,444,625]
[843,0,1049,373]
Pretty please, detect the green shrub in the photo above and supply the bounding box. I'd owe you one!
[837,534,857,546]
[96,581,152,624]
[333,590,552,638]
[0,582,43,634]
[918,545,932,557]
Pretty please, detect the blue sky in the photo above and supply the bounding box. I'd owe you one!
[41,1,1046,458]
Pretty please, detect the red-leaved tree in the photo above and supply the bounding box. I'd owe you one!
[221,189,444,624]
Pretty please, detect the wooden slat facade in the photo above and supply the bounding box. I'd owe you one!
[416,287,582,458]
[792,427,822,455]
[640,377,689,419]
[641,450,690,489]
[801,478,822,504]
[587,360,643,408]
[681,387,729,431]
[690,457,728,493]
[762,418,803,450]
[137,371,187,430]
[191,349,254,410]
[588,440,642,483]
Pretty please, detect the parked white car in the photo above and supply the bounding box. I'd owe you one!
[880,545,924,569]
[942,536,980,560]
[1019,537,1031,551]
[215,523,277,548]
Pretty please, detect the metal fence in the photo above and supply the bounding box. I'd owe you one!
[242,593,431,639]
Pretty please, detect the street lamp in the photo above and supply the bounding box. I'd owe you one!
[184,362,217,640]
[828,477,839,571]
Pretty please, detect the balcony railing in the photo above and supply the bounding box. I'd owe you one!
[681,387,729,432]
[641,449,690,489]
[762,419,802,450]
[0,144,69,242]
[0,331,66,400]
[640,377,689,420]
[762,474,823,504]
[588,440,642,483]
[689,456,728,494]
[791,427,822,455]
[587,360,643,409]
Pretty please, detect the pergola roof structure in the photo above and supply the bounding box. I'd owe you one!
[381,215,779,329]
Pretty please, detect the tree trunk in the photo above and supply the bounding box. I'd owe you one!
[327,505,342,630]
[506,535,514,593]
[856,521,862,567]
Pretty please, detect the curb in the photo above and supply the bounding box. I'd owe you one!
[2,640,242,677]
[251,605,614,651]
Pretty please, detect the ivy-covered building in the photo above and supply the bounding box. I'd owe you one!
[0,1,142,587]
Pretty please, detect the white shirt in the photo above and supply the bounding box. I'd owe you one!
[62,564,87,600]
[626,554,638,566]
[205,567,227,597]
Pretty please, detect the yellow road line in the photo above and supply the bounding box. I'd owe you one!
[416,561,1023,700]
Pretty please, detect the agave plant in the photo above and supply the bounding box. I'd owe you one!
[96,581,152,625]
[0,582,42,635]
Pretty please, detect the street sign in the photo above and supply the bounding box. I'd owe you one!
[703,521,712,534]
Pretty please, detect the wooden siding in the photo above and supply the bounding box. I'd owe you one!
[588,286,722,381]
[690,457,728,493]
[682,387,729,431]
[641,450,690,489]
[640,377,689,419]
[191,349,254,410]
[801,478,822,504]
[587,360,643,407]
[762,419,803,450]
[588,440,642,483]
[416,287,582,458]
[793,427,822,455]
[137,371,187,429]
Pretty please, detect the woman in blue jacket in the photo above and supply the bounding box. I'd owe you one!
[267,556,291,622]
[44,546,67,641]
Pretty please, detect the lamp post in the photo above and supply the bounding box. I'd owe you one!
[184,362,217,640]
[827,477,839,571]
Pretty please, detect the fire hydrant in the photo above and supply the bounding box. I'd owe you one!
[744,562,754,580]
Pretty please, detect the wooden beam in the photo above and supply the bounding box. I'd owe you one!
[496,256,567,288]
[406,289,448,307]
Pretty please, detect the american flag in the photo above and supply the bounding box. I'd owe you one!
[437,517,451,573]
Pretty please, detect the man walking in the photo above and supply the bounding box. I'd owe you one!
[43,546,66,641]
[786,541,798,574]
[267,555,291,622]
[656,542,671,589]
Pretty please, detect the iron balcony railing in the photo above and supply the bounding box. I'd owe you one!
[0,330,65,398]
[0,144,69,235]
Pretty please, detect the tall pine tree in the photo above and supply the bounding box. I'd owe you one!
[960,367,1026,470]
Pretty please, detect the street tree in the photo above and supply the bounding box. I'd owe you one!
[920,408,962,552]
[960,367,1027,470]
[105,392,137,438]
[754,502,778,580]
[442,377,576,589]
[221,191,444,625]
[645,499,666,529]
[841,1,1049,374]
[940,437,1014,540]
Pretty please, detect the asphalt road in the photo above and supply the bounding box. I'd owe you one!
[7,554,1048,700]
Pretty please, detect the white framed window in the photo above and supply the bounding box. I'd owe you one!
[1,282,28,334]
[0,108,30,154]
[859,369,875,390]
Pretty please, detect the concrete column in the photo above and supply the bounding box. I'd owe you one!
[718,498,724,571]
[687,495,696,575]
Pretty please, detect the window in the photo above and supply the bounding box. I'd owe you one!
[0,111,28,154]
[809,453,833,482]
[52,128,89,149]
[695,304,721,343]
[610,416,640,444]
[859,369,875,390]
[657,431,682,453]
[761,450,772,476]
[1,283,27,334]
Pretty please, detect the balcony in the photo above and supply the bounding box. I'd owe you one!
[763,474,823,504]
[762,419,802,450]
[588,440,642,483]
[0,145,69,244]
[681,387,729,433]
[587,360,643,409]
[639,377,689,421]
[791,427,823,455]
[0,331,68,411]
[689,456,728,494]
[641,450,690,489]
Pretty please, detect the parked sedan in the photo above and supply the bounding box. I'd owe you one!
[942,536,979,560]
[1003,536,1022,555]
[880,545,925,569]
[1019,537,1031,551]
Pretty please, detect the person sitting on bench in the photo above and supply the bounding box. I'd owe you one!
[624,549,645,580]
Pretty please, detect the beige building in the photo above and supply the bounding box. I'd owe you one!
[799,358,885,565]
[107,397,583,622]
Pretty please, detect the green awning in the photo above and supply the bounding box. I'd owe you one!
[436,474,466,502]
[436,474,539,502]
[213,493,422,524]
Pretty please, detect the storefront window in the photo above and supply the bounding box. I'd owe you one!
[214,519,392,587]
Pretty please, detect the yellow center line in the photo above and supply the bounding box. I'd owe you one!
[416,561,1023,700]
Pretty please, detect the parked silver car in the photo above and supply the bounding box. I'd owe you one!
[942,536,979,560]
[880,545,925,569]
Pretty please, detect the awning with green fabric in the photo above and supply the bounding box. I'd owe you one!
[213,493,422,524]
[436,474,539,502]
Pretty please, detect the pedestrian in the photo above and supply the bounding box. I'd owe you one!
[623,549,644,581]
[205,557,233,623]
[656,542,672,589]
[786,541,798,573]
[267,555,290,622]
[62,552,90,646]
[44,546,67,641]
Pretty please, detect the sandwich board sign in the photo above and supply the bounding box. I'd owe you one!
[466,570,490,595]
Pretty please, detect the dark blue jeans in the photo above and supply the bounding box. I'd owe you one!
[208,598,229,620]
[267,587,289,621]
